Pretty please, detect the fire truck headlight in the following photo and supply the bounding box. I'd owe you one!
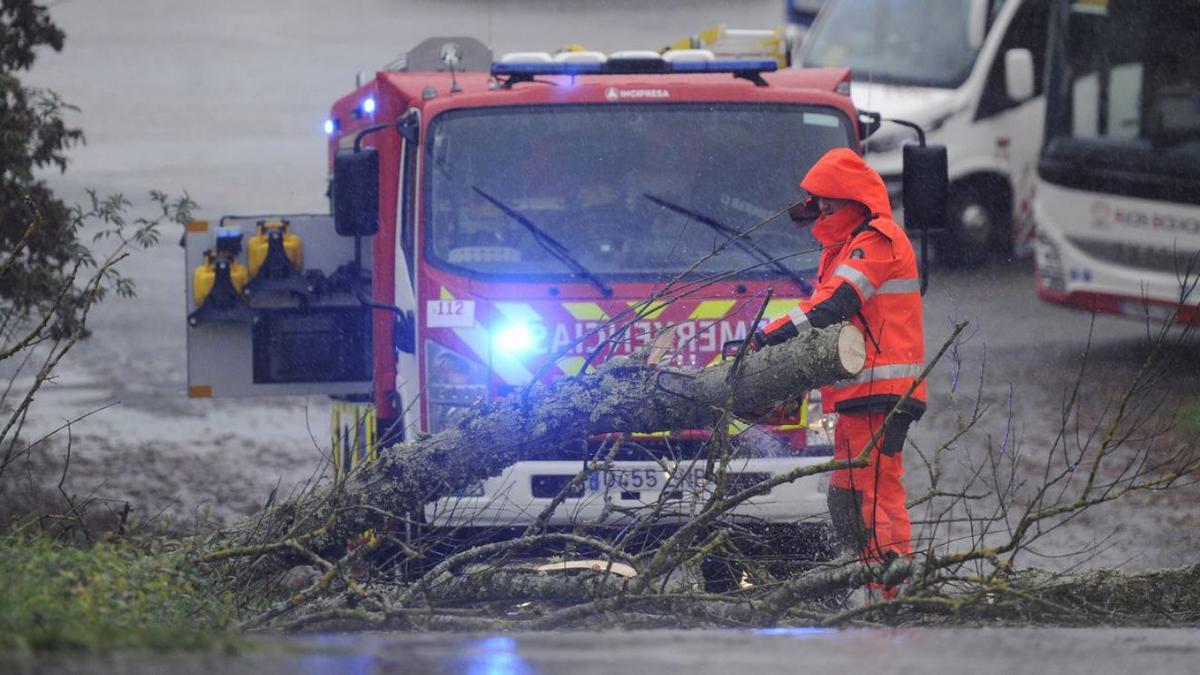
[492,322,535,357]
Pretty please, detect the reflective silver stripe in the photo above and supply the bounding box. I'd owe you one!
[877,277,920,295]
[788,306,812,333]
[833,362,924,388]
[834,264,876,301]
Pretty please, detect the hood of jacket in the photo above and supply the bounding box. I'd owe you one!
[801,147,893,219]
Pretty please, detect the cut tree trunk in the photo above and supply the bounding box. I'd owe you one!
[202,323,865,569]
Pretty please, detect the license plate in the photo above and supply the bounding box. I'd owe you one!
[587,466,706,493]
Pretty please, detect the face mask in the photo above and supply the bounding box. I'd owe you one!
[810,202,867,245]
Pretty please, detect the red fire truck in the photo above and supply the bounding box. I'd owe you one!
[184,37,945,539]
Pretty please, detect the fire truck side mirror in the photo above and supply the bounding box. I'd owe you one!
[333,148,380,237]
[902,143,948,236]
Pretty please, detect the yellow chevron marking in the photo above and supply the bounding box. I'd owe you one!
[628,299,670,320]
[689,300,735,320]
[706,353,724,367]
[563,302,608,321]
[763,298,802,319]
[556,356,588,376]
[440,286,454,300]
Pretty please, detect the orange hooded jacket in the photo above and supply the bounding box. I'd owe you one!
[764,148,926,415]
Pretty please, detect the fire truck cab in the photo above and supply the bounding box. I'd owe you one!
[184,37,946,537]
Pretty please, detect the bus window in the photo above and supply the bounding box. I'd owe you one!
[1058,1,1200,154]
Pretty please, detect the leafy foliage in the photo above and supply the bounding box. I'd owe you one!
[0,533,235,650]
[0,189,195,495]
[1,1,83,335]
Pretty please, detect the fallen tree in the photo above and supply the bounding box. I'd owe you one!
[195,309,1200,633]
[202,322,866,577]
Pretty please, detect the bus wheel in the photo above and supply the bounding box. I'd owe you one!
[936,183,1007,268]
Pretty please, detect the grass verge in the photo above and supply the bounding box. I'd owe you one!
[0,532,237,651]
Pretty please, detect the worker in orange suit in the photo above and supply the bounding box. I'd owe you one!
[752,148,925,584]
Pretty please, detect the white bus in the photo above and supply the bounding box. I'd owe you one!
[799,0,1050,267]
[1034,0,1200,323]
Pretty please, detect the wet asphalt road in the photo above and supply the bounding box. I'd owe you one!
[911,259,1200,570]
[13,627,1200,675]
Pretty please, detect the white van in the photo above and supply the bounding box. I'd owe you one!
[797,0,1049,266]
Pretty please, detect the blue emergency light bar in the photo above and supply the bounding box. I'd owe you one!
[491,61,606,76]
[491,56,778,81]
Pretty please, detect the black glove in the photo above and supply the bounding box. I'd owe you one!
[752,321,798,351]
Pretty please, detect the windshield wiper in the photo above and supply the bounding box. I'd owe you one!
[643,193,813,295]
[471,186,613,298]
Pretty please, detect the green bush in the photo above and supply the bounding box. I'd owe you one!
[0,534,236,651]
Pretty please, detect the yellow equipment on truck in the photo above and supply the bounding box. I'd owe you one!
[665,24,792,66]
[191,228,249,311]
[248,218,304,279]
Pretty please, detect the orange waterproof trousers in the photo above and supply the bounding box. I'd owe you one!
[828,411,911,561]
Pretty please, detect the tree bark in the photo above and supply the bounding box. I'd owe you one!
[203,323,864,566]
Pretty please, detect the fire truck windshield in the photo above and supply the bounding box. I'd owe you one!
[425,103,852,281]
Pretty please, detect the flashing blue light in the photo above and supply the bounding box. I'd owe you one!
[362,97,376,114]
[323,119,335,135]
[492,322,536,357]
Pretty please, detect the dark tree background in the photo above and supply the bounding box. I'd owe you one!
[1,0,86,336]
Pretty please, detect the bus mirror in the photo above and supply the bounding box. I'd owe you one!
[333,148,380,237]
[1005,48,1035,103]
[902,144,948,235]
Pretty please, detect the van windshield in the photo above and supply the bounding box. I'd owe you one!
[424,104,852,280]
[802,0,986,88]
